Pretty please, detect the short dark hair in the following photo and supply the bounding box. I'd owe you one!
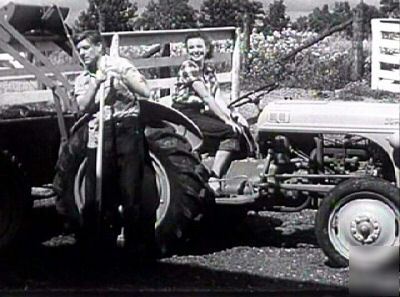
[73,30,103,46]
[184,32,214,59]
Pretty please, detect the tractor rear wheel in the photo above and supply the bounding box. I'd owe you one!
[74,127,211,256]
[0,151,31,252]
[146,127,211,256]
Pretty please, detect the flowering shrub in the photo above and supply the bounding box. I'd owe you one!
[243,28,367,91]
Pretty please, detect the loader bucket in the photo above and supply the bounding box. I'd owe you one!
[0,2,69,35]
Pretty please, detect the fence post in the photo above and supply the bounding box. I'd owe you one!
[242,11,250,55]
[352,1,365,81]
[160,43,171,97]
[231,28,241,102]
[371,19,380,90]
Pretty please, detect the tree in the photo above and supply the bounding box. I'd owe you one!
[331,2,352,26]
[199,0,265,29]
[292,15,309,31]
[135,0,197,30]
[358,2,381,36]
[380,0,400,17]
[331,2,352,35]
[74,0,138,32]
[266,0,290,32]
[300,1,380,37]
[308,4,332,33]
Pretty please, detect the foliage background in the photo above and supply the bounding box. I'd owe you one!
[1,0,398,99]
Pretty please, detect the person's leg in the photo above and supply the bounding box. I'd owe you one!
[54,125,88,231]
[173,109,239,194]
[208,149,233,194]
[192,114,239,193]
[101,122,120,246]
[117,118,156,256]
[212,150,233,178]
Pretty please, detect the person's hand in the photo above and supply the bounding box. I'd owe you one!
[96,56,122,82]
[231,110,249,128]
[95,68,107,84]
[226,118,242,134]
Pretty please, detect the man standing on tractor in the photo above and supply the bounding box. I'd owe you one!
[54,30,156,257]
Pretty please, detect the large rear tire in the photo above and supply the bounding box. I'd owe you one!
[0,151,31,252]
[146,127,211,256]
[74,127,211,256]
[315,177,399,267]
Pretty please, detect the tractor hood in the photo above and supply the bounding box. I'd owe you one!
[257,100,400,148]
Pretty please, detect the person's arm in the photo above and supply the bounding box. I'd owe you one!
[102,57,151,99]
[122,68,151,98]
[192,80,240,133]
[75,76,103,113]
[213,88,234,118]
[192,80,229,122]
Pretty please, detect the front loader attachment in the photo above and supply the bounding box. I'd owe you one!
[1,2,69,37]
[0,2,79,143]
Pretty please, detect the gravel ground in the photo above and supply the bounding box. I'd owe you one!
[0,209,350,295]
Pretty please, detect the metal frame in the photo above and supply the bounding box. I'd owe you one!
[0,6,71,143]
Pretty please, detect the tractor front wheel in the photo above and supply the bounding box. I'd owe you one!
[315,177,399,267]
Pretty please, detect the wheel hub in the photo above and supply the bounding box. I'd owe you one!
[328,195,398,260]
[350,215,381,244]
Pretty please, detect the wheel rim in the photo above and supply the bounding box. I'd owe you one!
[74,159,86,214]
[150,152,171,229]
[328,191,399,260]
[74,153,171,230]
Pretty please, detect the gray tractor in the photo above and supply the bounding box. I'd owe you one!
[0,2,398,268]
[199,85,399,267]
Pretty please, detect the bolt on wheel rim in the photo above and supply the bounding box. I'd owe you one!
[328,192,399,260]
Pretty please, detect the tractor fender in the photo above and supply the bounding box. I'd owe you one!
[139,99,203,150]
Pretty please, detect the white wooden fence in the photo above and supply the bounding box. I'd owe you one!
[102,27,241,105]
[0,27,241,108]
[371,18,400,93]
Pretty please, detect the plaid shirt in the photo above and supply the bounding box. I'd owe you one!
[74,55,144,148]
[74,55,142,120]
[172,60,219,108]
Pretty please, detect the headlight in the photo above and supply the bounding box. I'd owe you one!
[388,132,400,149]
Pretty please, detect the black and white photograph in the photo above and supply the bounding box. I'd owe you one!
[0,0,398,296]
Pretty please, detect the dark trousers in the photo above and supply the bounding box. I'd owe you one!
[84,116,156,249]
[54,124,88,228]
[172,105,240,154]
